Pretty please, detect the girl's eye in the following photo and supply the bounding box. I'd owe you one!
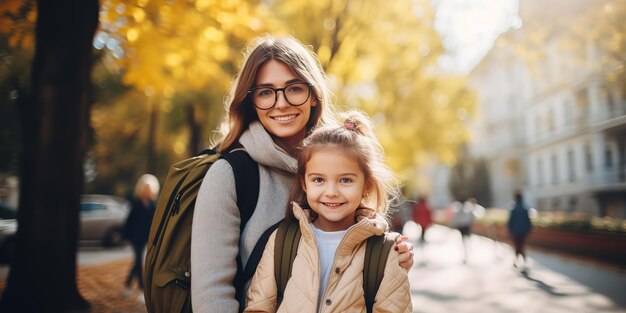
[340,178,353,183]
[312,177,324,183]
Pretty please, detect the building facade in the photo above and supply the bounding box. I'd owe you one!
[468,0,626,217]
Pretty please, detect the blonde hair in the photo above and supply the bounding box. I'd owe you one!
[134,174,160,201]
[287,110,399,220]
[216,35,336,153]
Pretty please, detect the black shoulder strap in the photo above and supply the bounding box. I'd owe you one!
[221,149,259,232]
[221,149,260,311]
[241,219,282,289]
[274,220,301,304]
[363,233,395,313]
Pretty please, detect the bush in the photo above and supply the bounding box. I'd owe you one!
[477,208,626,236]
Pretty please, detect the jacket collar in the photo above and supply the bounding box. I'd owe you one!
[290,202,388,257]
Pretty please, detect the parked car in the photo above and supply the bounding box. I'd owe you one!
[0,194,130,263]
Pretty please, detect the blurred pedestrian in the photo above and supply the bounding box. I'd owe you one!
[412,195,433,244]
[507,191,532,269]
[123,174,160,302]
[450,197,480,263]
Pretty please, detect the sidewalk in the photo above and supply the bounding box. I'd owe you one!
[407,223,626,313]
[1,225,625,313]
[0,259,146,313]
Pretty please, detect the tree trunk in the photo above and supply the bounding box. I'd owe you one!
[147,96,159,173]
[0,0,99,312]
[186,103,203,157]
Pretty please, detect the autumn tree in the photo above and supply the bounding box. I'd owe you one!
[97,0,274,167]
[0,0,99,312]
[271,0,475,181]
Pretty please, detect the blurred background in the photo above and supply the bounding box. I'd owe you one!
[0,0,625,311]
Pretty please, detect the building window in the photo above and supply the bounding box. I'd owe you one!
[575,88,589,125]
[567,150,576,182]
[551,154,559,185]
[605,148,613,168]
[585,145,593,172]
[564,100,573,123]
[602,85,615,114]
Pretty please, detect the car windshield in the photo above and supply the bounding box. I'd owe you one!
[80,203,106,212]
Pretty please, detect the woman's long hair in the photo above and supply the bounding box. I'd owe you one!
[215,35,337,152]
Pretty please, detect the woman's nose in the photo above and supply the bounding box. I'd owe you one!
[274,90,290,109]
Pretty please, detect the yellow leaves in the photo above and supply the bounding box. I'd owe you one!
[126,27,139,42]
[195,0,213,11]
[202,26,224,41]
[26,8,36,22]
[0,0,23,15]
[101,0,272,96]
[0,0,34,49]
[132,7,145,22]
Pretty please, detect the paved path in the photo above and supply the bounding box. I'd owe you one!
[406,223,626,313]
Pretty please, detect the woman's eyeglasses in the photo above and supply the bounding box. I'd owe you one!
[248,82,313,110]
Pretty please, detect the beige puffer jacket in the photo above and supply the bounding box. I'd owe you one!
[244,203,412,313]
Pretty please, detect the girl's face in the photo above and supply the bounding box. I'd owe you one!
[253,60,316,148]
[302,147,367,231]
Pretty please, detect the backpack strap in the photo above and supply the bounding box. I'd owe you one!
[221,149,260,232]
[220,149,260,311]
[363,233,396,313]
[274,220,301,304]
[241,219,282,290]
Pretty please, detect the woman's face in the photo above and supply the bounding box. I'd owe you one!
[253,60,317,145]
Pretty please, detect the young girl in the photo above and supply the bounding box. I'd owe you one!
[191,35,414,312]
[244,111,412,313]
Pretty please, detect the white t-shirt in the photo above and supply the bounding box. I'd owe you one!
[311,223,347,308]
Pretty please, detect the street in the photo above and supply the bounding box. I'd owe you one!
[407,223,626,313]
[1,225,625,313]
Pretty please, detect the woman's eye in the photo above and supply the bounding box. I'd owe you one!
[287,85,303,93]
[257,89,273,97]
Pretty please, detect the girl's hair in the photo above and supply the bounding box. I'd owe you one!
[134,174,160,201]
[287,110,400,220]
[216,35,336,152]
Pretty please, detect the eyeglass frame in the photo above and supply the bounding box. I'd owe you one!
[247,82,314,110]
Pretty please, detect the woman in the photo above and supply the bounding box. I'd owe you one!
[123,173,160,302]
[190,35,413,312]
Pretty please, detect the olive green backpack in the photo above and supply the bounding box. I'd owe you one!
[143,148,259,313]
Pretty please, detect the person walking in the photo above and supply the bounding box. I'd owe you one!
[507,191,532,269]
[123,174,160,302]
[450,197,480,263]
[190,35,415,313]
[412,195,433,244]
[244,111,411,313]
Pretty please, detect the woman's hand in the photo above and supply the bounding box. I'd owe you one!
[394,235,414,271]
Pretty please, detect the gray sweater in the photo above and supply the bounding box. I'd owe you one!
[191,121,298,313]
